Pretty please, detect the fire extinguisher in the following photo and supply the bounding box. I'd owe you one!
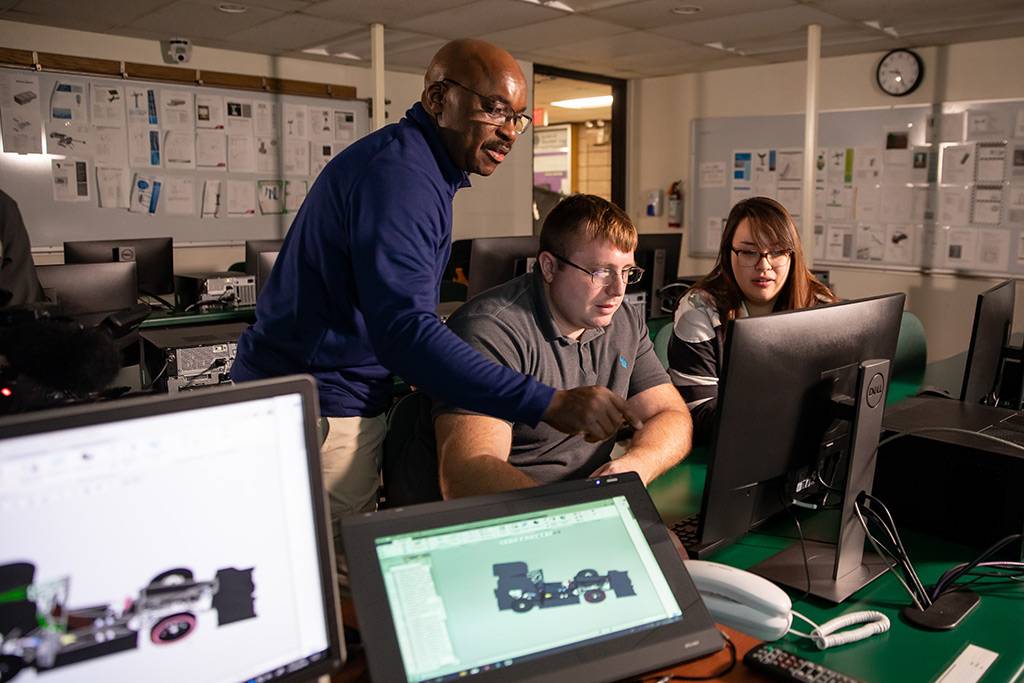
[667,181,683,228]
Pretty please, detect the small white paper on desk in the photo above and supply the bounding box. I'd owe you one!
[50,80,86,123]
[334,109,356,145]
[825,224,854,261]
[935,643,999,683]
[94,128,128,166]
[96,167,130,208]
[202,180,221,217]
[283,139,309,176]
[196,130,227,169]
[126,86,158,125]
[855,224,885,262]
[971,185,1003,224]
[975,142,1007,183]
[309,106,333,140]
[945,228,978,268]
[257,180,285,215]
[160,90,194,131]
[776,184,802,217]
[777,149,802,183]
[283,103,307,139]
[977,229,1010,271]
[90,83,125,128]
[0,72,42,153]
[227,179,256,216]
[254,101,277,137]
[699,161,726,188]
[128,127,160,167]
[196,94,224,129]
[228,135,256,173]
[225,98,254,134]
[885,226,916,264]
[163,177,195,215]
[255,137,281,174]
[51,158,90,201]
[941,145,975,185]
[285,180,307,212]
[164,130,196,169]
[1007,185,1024,223]
[939,186,970,225]
[129,173,161,214]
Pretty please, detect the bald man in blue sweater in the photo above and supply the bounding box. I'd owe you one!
[232,39,638,543]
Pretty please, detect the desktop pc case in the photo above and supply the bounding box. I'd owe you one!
[175,272,257,311]
[140,322,246,393]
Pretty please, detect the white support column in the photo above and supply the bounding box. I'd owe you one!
[371,23,386,131]
[802,23,821,266]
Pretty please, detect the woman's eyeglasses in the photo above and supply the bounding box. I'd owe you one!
[731,248,792,269]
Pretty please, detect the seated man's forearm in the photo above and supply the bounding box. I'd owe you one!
[624,408,692,482]
[439,453,537,499]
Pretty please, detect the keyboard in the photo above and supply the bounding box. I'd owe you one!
[670,513,702,552]
[979,427,1024,447]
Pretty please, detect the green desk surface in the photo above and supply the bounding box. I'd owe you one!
[649,451,1023,683]
[139,306,256,329]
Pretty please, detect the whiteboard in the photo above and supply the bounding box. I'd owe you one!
[689,99,1024,278]
[0,66,369,249]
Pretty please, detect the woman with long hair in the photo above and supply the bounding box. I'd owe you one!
[668,196,836,443]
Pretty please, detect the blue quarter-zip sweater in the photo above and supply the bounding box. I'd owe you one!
[231,103,554,424]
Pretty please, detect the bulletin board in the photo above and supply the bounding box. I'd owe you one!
[0,65,369,249]
[689,99,1024,277]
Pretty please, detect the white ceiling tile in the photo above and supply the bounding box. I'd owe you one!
[8,0,172,31]
[383,40,452,71]
[220,13,360,50]
[532,29,684,60]
[190,0,316,11]
[126,1,283,39]
[389,0,565,39]
[806,0,1021,26]
[320,29,446,62]
[651,4,852,45]
[304,0,475,24]
[899,20,1024,46]
[587,0,797,30]
[479,15,628,52]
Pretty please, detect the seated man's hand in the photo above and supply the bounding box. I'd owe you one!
[590,453,656,486]
[543,386,644,443]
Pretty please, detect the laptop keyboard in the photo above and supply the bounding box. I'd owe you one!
[980,427,1024,446]
[670,513,702,552]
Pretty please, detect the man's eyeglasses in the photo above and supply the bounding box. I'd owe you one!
[731,247,792,269]
[440,79,532,134]
[552,253,644,287]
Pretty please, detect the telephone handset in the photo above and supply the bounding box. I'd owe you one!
[685,560,890,649]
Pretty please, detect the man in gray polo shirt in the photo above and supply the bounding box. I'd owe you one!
[435,194,692,497]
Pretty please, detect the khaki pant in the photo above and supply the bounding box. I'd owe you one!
[320,414,387,551]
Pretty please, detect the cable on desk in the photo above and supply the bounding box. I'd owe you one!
[852,497,928,610]
[858,493,931,606]
[642,630,736,682]
[778,487,812,603]
[929,534,1023,600]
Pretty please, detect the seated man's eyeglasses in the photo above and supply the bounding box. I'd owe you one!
[731,248,792,269]
[440,79,533,134]
[551,253,645,287]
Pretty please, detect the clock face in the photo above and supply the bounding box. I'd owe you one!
[877,49,923,97]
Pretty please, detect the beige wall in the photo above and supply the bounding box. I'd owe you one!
[1,19,534,272]
[627,36,1024,362]
[574,121,612,200]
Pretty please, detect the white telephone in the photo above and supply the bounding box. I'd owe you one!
[685,560,890,649]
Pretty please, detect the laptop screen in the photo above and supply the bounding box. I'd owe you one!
[347,476,718,683]
[0,379,339,683]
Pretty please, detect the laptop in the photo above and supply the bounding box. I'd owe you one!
[0,376,344,683]
[343,473,723,683]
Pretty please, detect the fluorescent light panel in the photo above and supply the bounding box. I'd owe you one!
[551,95,613,109]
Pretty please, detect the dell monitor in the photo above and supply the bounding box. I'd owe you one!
[693,293,905,602]
[466,236,540,299]
[0,376,345,682]
[36,262,139,322]
[64,237,174,297]
[632,233,681,318]
[244,239,284,278]
[961,280,1014,405]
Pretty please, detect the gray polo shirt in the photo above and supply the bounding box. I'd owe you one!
[437,269,670,483]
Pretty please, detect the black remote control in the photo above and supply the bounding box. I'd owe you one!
[743,643,862,683]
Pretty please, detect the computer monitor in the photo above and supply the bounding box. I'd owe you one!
[466,236,540,299]
[64,237,174,297]
[244,239,284,277]
[36,262,139,320]
[961,280,1014,405]
[256,251,279,295]
[700,293,906,602]
[0,376,345,682]
[632,233,681,317]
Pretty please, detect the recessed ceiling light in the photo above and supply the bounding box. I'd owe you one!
[551,95,613,109]
[217,3,248,14]
[334,52,362,61]
[671,5,702,15]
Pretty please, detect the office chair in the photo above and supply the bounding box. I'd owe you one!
[380,391,442,508]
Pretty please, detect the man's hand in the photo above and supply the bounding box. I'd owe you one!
[590,453,655,485]
[542,386,643,443]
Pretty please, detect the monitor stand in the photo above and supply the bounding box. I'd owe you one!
[751,359,891,604]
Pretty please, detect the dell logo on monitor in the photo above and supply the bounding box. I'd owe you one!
[866,373,885,408]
